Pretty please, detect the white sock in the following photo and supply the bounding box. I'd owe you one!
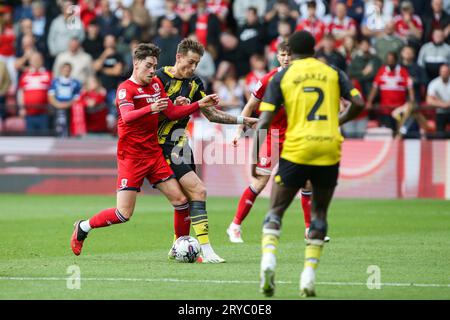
[261,252,276,271]
[201,243,214,256]
[80,220,92,233]
[230,222,241,230]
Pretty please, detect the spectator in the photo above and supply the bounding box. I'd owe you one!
[13,0,33,23]
[48,62,81,137]
[93,34,124,119]
[337,35,358,65]
[374,20,405,63]
[189,0,221,59]
[295,0,327,20]
[339,0,365,26]
[237,7,266,58]
[326,2,357,49]
[422,0,450,43]
[216,32,242,78]
[393,0,423,48]
[315,34,347,71]
[17,52,52,135]
[71,76,108,136]
[243,54,267,101]
[367,51,415,133]
[0,5,16,89]
[265,0,297,42]
[417,28,450,82]
[53,38,93,84]
[14,34,37,73]
[153,18,182,68]
[361,0,389,39]
[129,0,152,42]
[82,18,104,60]
[30,1,49,54]
[426,64,450,138]
[15,18,34,58]
[265,0,299,22]
[401,45,427,103]
[348,37,382,98]
[175,0,197,36]
[47,0,85,60]
[0,60,11,121]
[96,0,121,38]
[295,0,326,49]
[233,0,267,27]
[267,19,293,69]
[117,8,141,59]
[214,68,245,118]
[207,0,230,30]
[79,0,101,28]
[157,0,183,36]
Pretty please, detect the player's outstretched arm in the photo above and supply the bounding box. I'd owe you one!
[230,95,262,146]
[162,94,219,120]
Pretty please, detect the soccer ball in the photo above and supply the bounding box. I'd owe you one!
[171,236,201,263]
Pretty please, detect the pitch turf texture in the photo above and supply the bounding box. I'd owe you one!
[0,194,449,300]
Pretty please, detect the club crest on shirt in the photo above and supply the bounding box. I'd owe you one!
[152,83,160,92]
[137,87,143,93]
[121,179,128,188]
[118,89,126,99]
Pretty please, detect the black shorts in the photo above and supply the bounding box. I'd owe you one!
[275,158,339,189]
[161,143,196,180]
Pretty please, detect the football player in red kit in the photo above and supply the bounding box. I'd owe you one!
[70,43,219,255]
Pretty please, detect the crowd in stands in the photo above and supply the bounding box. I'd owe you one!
[0,0,449,138]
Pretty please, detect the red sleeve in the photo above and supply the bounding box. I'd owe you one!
[252,75,269,100]
[162,99,200,120]
[116,82,153,123]
[373,68,382,88]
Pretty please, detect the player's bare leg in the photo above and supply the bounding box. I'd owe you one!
[70,191,136,256]
[300,186,335,297]
[179,171,225,263]
[260,182,299,297]
[227,174,270,243]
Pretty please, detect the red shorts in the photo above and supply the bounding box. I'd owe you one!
[117,153,175,192]
[256,133,284,174]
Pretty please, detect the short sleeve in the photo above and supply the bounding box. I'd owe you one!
[337,68,360,100]
[260,68,287,113]
[48,79,56,95]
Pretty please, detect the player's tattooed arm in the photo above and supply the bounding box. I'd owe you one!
[201,106,258,127]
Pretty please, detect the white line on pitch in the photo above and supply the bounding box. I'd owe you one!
[0,277,449,288]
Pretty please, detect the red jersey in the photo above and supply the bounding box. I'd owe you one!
[296,18,326,45]
[393,14,423,38]
[195,13,209,47]
[0,24,15,56]
[115,77,168,158]
[373,65,413,114]
[245,70,265,97]
[326,16,357,48]
[18,68,52,115]
[253,67,287,137]
[82,89,108,132]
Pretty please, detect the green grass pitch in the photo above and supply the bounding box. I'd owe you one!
[0,194,449,300]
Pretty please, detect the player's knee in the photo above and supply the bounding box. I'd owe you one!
[263,211,282,230]
[190,182,206,200]
[170,193,188,207]
[252,177,268,193]
[117,207,133,220]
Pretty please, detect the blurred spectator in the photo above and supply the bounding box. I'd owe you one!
[117,8,141,58]
[422,0,450,43]
[130,0,152,42]
[14,34,37,73]
[15,18,34,57]
[296,0,327,20]
[71,76,108,136]
[295,0,326,49]
[175,0,197,37]
[207,0,230,29]
[337,35,357,64]
[153,18,182,68]
[30,1,49,51]
[339,0,365,26]
[157,0,183,36]
[79,0,101,28]
[426,64,450,137]
[96,0,121,38]
[13,0,33,23]
[367,51,415,133]
[348,37,382,97]
[374,20,405,63]
[195,48,216,92]
[265,0,297,42]
[315,34,347,71]
[189,0,221,59]
[361,0,389,39]
[47,0,85,60]
[417,28,450,82]
[400,45,427,103]
[237,7,266,75]
[326,2,357,48]
[0,60,11,121]
[0,5,17,88]
[232,0,266,27]
[93,35,123,119]
[17,52,52,135]
[393,0,423,48]
[48,62,81,137]
[243,54,267,101]
[214,68,245,117]
[53,38,93,84]
[82,18,104,60]
[122,39,139,79]
[216,32,243,78]
[267,20,293,69]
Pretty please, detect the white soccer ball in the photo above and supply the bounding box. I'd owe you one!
[172,236,201,263]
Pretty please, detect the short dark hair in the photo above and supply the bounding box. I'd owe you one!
[277,41,291,54]
[61,62,72,69]
[307,1,316,8]
[177,38,204,56]
[288,30,315,56]
[387,51,398,62]
[133,43,161,61]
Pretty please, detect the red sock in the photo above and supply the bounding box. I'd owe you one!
[233,186,259,225]
[174,203,191,239]
[88,208,128,228]
[301,190,312,229]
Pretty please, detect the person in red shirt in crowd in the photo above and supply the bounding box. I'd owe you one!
[366,51,416,135]
[0,5,17,89]
[244,54,267,102]
[326,1,357,49]
[175,0,197,37]
[207,0,230,30]
[17,51,52,135]
[70,43,220,256]
[79,0,102,28]
[295,0,326,49]
[393,1,423,47]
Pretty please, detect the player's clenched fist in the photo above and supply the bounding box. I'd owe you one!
[150,97,169,113]
[198,94,220,108]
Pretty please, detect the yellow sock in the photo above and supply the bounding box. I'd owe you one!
[262,233,279,255]
[304,240,324,270]
[192,220,209,245]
